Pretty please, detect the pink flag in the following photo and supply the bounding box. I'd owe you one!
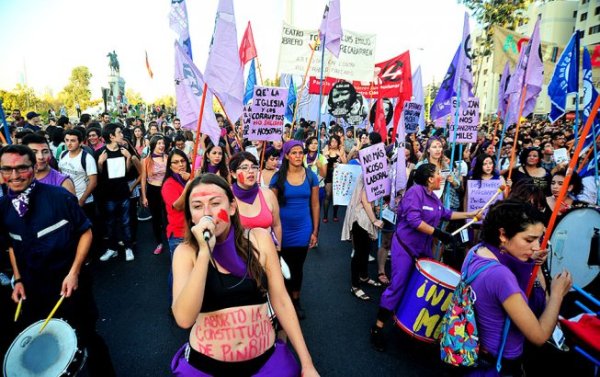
[204,0,244,124]
[239,21,258,66]
[319,0,343,58]
[174,43,221,147]
[522,17,544,119]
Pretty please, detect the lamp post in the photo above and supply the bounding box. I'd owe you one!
[101,87,110,113]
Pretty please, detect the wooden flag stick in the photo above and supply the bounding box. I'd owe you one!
[191,83,209,179]
[506,84,529,183]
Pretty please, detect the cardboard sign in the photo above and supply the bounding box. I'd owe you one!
[448,97,479,143]
[553,148,568,165]
[242,104,252,138]
[248,86,288,142]
[332,164,362,206]
[403,101,423,134]
[467,179,503,224]
[358,143,390,202]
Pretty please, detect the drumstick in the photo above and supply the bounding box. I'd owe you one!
[452,185,506,236]
[14,298,22,322]
[39,295,65,333]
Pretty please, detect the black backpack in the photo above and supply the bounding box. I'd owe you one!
[60,149,89,171]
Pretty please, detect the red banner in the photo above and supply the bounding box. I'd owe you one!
[308,51,412,99]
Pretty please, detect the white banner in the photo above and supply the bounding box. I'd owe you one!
[332,164,363,206]
[278,22,376,82]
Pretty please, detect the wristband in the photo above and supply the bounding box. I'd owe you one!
[13,278,22,285]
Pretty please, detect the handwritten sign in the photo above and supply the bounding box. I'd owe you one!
[403,101,423,134]
[433,170,450,199]
[193,306,273,361]
[248,86,288,142]
[359,143,390,202]
[467,179,503,223]
[553,148,568,164]
[242,104,252,138]
[448,97,479,143]
[333,164,362,206]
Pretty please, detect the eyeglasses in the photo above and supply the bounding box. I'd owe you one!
[237,164,259,172]
[0,165,33,175]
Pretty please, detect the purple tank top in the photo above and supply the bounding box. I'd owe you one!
[39,168,69,188]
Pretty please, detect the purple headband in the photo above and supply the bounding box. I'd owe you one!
[283,140,304,156]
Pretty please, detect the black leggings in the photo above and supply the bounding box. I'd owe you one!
[280,246,309,293]
[146,184,167,246]
[351,222,371,287]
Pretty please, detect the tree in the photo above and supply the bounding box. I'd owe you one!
[125,89,144,106]
[458,0,530,56]
[58,66,92,113]
[154,95,176,109]
[0,84,43,114]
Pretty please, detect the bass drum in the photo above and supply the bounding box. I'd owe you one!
[549,206,600,288]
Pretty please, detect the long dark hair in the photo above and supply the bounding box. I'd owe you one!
[163,149,191,184]
[202,144,229,177]
[182,174,265,291]
[470,154,499,182]
[274,156,291,205]
[407,163,437,189]
[481,199,545,247]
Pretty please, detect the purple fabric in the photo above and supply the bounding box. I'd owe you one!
[484,242,535,293]
[283,140,303,156]
[379,235,415,311]
[453,12,473,112]
[206,164,219,174]
[8,180,36,217]
[497,62,510,120]
[212,227,246,278]
[318,0,342,57]
[172,173,187,188]
[504,45,527,127]
[38,168,69,188]
[463,250,526,360]
[171,340,300,377]
[174,42,221,147]
[522,18,544,119]
[305,152,317,165]
[393,184,453,259]
[232,182,259,204]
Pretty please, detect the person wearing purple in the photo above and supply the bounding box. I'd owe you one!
[460,200,572,376]
[22,133,75,195]
[370,163,479,351]
[171,174,318,377]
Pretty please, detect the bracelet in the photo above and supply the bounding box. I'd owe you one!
[13,278,22,285]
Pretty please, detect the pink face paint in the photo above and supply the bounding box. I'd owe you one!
[237,172,245,185]
[217,209,229,223]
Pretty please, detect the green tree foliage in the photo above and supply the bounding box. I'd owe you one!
[58,66,92,113]
[458,0,530,55]
[0,84,44,114]
[125,89,144,106]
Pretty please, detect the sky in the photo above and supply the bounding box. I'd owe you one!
[0,0,472,103]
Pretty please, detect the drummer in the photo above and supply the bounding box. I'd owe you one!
[0,144,115,376]
[370,163,480,351]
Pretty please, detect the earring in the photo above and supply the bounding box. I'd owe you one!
[499,245,507,254]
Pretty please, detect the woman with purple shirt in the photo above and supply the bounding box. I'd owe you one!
[460,200,572,376]
[201,144,231,184]
[370,163,479,351]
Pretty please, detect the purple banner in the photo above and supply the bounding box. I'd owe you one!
[358,142,390,202]
[248,86,289,141]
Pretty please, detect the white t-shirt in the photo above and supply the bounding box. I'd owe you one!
[58,149,98,203]
[578,176,599,205]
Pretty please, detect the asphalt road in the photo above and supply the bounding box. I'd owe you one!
[2,210,597,376]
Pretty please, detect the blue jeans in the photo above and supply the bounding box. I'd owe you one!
[103,198,132,249]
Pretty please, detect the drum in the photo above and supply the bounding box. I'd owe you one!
[394,258,461,343]
[3,319,87,377]
[550,205,600,289]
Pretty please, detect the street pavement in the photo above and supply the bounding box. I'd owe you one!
[1,209,596,376]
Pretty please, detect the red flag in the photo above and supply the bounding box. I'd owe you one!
[374,88,388,143]
[239,21,257,65]
[145,50,154,79]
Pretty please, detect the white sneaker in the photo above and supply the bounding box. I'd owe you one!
[125,248,135,261]
[118,241,124,246]
[100,249,118,261]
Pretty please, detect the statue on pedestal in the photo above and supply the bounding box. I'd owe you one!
[107,50,120,75]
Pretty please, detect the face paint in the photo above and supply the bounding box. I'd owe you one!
[191,191,227,199]
[237,172,245,185]
[217,208,229,223]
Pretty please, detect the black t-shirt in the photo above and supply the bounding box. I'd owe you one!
[95,146,130,201]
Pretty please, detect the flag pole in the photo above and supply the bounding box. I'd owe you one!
[214,94,245,152]
[317,35,327,155]
[255,56,265,86]
[291,42,318,135]
[525,92,600,296]
[191,83,209,178]
[495,102,511,166]
[506,84,529,183]
[445,76,462,209]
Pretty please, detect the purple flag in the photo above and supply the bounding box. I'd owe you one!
[522,17,544,118]
[319,0,343,58]
[169,0,193,59]
[453,12,473,112]
[431,45,460,124]
[504,43,528,126]
[204,0,244,125]
[412,66,425,131]
[174,43,221,147]
[497,61,510,119]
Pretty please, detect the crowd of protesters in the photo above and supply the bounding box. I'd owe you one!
[0,104,599,376]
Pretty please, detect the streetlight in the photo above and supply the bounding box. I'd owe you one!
[101,87,110,113]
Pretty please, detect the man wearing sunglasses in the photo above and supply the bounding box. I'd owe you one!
[0,144,115,376]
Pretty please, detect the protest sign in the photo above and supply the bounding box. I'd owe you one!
[448,97,479,143]
[467,179,503,223]
[403,101,423,134]
[248,86,288,142]
[332,164,362,206]
[553,148,568,164]
[242,104,252,138]
[433,169,450,199]
[278,22,376,82]
[358,143,390,202]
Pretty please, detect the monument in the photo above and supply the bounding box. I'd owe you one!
[106,50,126,111]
